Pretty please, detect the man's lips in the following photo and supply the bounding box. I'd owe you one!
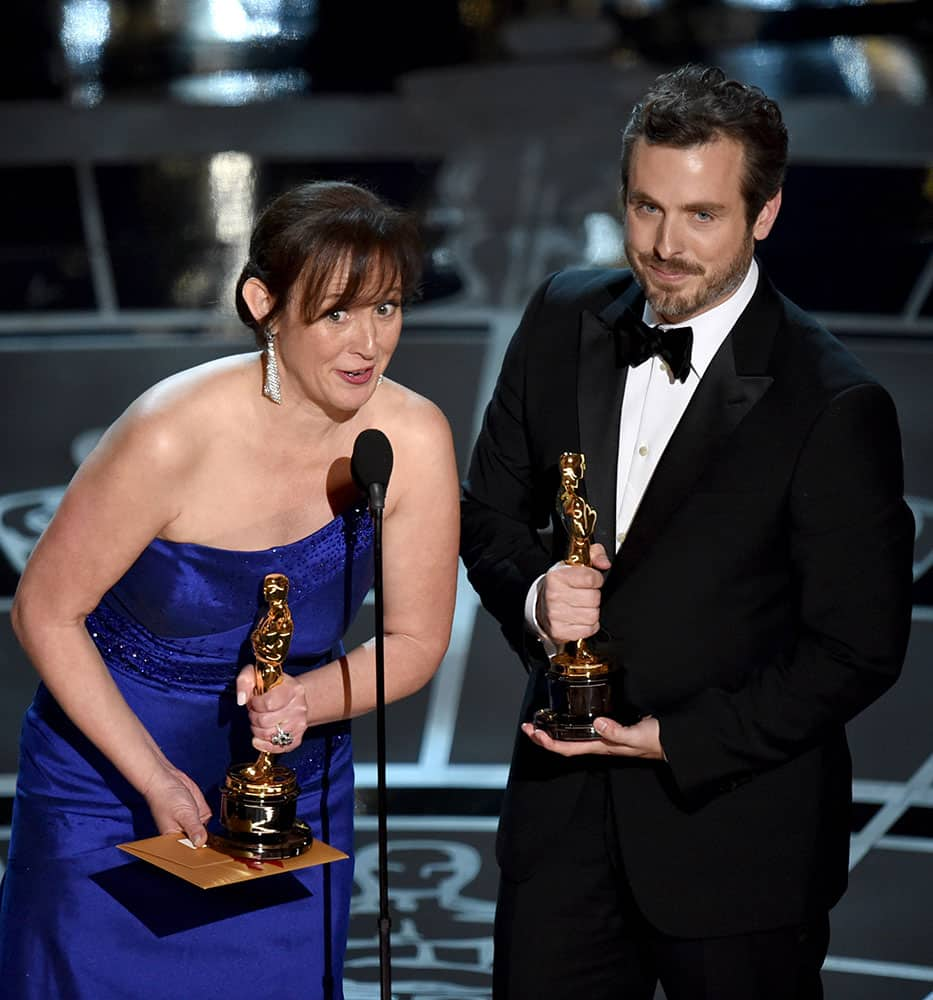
[647,263,698,283]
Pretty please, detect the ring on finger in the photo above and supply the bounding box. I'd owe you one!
[270,722,294,747]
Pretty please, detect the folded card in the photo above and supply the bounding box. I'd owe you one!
[118,833,348,889]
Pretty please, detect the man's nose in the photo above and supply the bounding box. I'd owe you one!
[653,216,683,259]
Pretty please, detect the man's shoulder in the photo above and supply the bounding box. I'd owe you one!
[538,267,636,310]
[772,285,881,393]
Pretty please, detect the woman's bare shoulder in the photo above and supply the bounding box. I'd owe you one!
[370,381,458,515]
[376,378,453,449]
[96,352,258,472]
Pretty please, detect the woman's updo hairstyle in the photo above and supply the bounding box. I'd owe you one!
[235,180,423,347]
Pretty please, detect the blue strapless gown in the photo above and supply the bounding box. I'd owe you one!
[0,503,373,1000]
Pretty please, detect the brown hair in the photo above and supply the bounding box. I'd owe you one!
[620,64,788,226]
[235,180,423,346]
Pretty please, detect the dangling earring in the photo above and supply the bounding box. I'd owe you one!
[263,327,282,404]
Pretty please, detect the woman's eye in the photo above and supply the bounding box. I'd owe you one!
[327,309,348,323]
[375,301,399,317]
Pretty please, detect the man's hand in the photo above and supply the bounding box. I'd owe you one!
[522,715,665,760]
[536,543,612,643]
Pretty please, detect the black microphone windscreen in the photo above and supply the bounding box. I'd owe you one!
[351,428,394,492]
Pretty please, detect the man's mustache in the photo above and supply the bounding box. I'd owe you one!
[637,253,704,277]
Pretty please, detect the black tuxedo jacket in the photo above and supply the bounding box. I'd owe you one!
[461,266,914,937]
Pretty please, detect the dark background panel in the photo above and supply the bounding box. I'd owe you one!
[0,613,36,774]
[841,339,933,502]
[0,165,95,311]
[821,974,932,1000]
[830,849,933,967]
[758,165,932,315]
[94,158,460,310]
[452,606,529,765]
[847,620,933,782]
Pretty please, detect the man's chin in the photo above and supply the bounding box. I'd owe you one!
[645,289,698,324]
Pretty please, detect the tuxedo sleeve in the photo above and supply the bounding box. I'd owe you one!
[659,381,915,798]
[460,275,558,663]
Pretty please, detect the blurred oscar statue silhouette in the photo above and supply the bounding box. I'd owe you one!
[533,453,619,740]
[217,573,313,857]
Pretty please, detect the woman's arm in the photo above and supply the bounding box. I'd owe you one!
[243,394,460,749]
[11,392,213,844]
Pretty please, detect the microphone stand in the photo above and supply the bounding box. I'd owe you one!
[371,496,392,1000]
[352,428,394,1000]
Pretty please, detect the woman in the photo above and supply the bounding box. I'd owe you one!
[0,181,460,998]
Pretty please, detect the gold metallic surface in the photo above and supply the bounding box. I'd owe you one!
[242,572,293,781]
[552,452,610,678]
[218,572,312,857]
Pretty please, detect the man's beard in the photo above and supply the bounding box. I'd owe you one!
[626,232,755,323]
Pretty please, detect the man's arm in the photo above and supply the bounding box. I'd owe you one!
[460,277,557,660]
[657,381,914,795]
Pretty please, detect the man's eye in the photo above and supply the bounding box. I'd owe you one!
[696,211,713,222]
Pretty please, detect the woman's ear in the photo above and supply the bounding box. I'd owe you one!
[241,277,274,325]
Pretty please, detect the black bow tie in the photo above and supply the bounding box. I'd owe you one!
[611,307,694,384]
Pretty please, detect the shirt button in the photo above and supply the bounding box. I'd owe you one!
[638,444,648,457]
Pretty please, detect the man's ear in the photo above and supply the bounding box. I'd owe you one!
[241,276,274,325]
[752,189,782,241]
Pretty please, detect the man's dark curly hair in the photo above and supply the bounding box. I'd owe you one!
[620,65,788,226]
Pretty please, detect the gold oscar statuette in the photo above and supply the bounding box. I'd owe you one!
[215,573,314,859]
[532,453,619,740]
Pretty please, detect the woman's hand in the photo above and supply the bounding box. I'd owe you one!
[142,763,212,847]
[236,665,311,753]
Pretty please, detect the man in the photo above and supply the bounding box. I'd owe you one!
[460,64,914,1000]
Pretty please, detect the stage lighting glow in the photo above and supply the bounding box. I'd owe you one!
[582,213,624,267]
[62,0,111,66]
[209,151,255,245]
[832,36,875,101]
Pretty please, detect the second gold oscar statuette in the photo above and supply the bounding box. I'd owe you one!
[532,453,619,740]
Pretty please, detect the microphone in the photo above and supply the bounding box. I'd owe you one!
[351,428,394,512]
[350,427,395,999]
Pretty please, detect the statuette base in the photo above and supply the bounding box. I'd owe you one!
[218,762,313,859]
[210,822,313,861]
[533,659,618,741]
[533,708,603,741]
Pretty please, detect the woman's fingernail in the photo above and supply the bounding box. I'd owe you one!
[237,691,246,706]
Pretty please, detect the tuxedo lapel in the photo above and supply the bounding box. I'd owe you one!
[607,269,780,584]
[577,283,644,554]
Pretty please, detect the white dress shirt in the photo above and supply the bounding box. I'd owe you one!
[614,258,759,549]
[525,259,761,639]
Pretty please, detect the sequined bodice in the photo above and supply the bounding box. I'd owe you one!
[85,502,374,693]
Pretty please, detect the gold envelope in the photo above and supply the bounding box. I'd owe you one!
[118,833,348,890]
